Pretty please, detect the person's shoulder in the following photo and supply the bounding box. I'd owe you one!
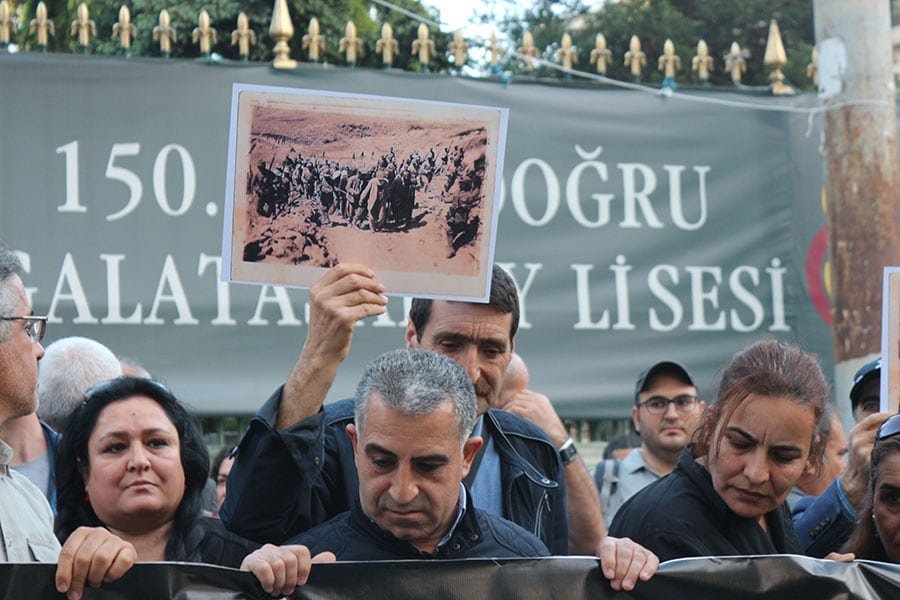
[287,511,353,555]
[487,409,555,446]
[474,509,551,557]
[323,398,355,425]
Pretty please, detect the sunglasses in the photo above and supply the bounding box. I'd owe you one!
[876,413,900,441]
[82,377,173,406]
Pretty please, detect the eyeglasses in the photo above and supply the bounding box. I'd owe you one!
[0,316,47,342]
[876,413,900,441]
[638,394,700,415]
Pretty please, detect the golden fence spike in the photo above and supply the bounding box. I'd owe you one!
[691,39,713,85]
[269,0,297,69]
[29,1,55,52]
[192,9,217,58]
[764,19,794,95]
[807,45,818,86]
[231,12,256,62]
[375,22,398,68]
[658,38,680,88]
[0,0,19,49]
[623,34,646,82]
[411,23,435,71]
[111,5,137,57]
[339,20,362,66]
[724,41,746,86]
[70,2,95,54]
[517,31,539,71]
[301,16,325,62]
[152,9,177,59]
[486,31,505,67]
[556,32,576,71]
[589,33,612,75]
[448,29,467,68]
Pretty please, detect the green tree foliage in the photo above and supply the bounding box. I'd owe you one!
[492,0,815,89]
[10,0,450,71]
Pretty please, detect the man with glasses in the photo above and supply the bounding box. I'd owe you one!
[594,361,704,528]
[0,241,135,599]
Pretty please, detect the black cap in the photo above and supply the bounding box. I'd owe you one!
[634,361,696,405]
[849,358,881,410]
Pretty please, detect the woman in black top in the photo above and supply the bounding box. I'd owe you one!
[610,339,827,561]
[55,377,332,596]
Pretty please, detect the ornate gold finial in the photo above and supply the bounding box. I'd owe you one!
[29,1,55,52]
[192,9,217,58]
[339,20,362,66]
[517,31,540,70]
[302,17,325,62]
[658,38,680,88]
[589,33,612,75]
[70,2,95,54]
[152,9,177,58]
[556,32,576,71]
[807,45,818,86]
[411,23,435,71]
[724,41,746,86]
[375,22,398,68]
[448,29,467,69]
[623,35,646,83]
[0,1,19,50]
[231,12,256,61]
[112,5,137,56]
[486,31,505,69]
[269,0,296,69]
[764,19,793,95]
[691,39,713,85]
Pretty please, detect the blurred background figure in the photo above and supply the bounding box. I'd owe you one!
[119,357,151,379]
[790,405,848,507]
[211,446,236,511]
[38,336,123,432]
[603,433,642,461]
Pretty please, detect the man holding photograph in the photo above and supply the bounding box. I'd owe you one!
[222,263,604,555]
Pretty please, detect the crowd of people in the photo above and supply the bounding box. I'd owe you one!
[0,236,898,596]
[243,139,487,266]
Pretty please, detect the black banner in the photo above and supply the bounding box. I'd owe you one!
[5,556,900,599]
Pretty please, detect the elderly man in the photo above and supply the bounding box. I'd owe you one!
[223,264,603,555]
[287,349,656,590]
[0,241,134,599]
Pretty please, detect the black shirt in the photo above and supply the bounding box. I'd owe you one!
[608,449,802,562]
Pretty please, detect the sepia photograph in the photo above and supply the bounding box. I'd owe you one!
[222,84,508,301]
[883,268,900,414]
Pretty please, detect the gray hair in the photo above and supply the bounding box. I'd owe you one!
[37,337,124,431]
[354,349,477,444]
[0,241,25,342]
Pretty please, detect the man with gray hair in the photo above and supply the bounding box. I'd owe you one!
[0,240,136,598]
[38,336,123,432]
[286,349,658,590]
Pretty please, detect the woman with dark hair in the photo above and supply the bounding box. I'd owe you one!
[609,339,828,561]
[56,377,332,597]
[845,413,900,561]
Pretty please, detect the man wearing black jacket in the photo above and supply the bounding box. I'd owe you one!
[222,264,602,555]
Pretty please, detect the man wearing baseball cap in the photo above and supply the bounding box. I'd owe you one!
[850,358,881,422]
[593,361,704,528]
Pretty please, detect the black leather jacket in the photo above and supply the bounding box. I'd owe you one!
[287,490,551,560]
[221,389,568,554]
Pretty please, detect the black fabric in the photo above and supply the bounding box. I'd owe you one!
[287,488,550,561]
[222,390,568,554]
[608,449,802,562]
[178,517,260,568]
